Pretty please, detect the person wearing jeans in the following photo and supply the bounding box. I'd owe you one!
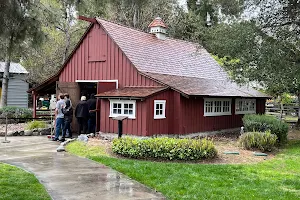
[53,93,65,141]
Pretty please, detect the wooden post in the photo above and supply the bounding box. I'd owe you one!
[32,91,37,118]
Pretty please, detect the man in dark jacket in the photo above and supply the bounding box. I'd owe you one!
[87,93,97,134]
[61,100,73,141]
[75,96,89,135]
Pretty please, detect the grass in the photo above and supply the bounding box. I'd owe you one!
[0,163,51,200]
[66,141,108,157]
[67,140,300,200]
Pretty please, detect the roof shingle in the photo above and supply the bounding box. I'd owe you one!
[145,73,269,97]
[96,87,168,99]
[97,18,228,81]
[0,62,28,74]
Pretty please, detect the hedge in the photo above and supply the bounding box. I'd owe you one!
[243,114,288,144]
[238,131,278,152]
[0,106,32,119]
[112,137,217,160]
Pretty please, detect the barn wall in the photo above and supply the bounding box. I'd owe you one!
[59,24,159,87]
[145,90,177,136]
[7,75,29,108]
[180,97,244,134]
[99,99,147,136]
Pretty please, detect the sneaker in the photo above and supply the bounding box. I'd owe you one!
[59,138,65,142]
[52,138,59,141]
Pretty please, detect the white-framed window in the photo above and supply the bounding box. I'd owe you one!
[154,100,166,119]
[235,99,256,114]
[109,99,136,119]
[204,98,232,116]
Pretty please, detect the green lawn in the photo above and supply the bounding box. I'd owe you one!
[67,141,300,200]
[0,163,51,200]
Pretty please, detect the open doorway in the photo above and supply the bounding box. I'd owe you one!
[78,82,97,100]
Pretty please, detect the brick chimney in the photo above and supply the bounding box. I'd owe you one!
[148,17,167,40]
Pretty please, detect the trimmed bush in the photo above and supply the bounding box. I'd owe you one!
[25,121,47,130]
[112,137,217,160]
[243,114,288,144]
[0,106,32,119]
[238,131,278,152]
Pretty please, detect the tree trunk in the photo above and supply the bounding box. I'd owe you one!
[0,34,13,108]
[62,28,70,64]
[296,93,300,129]
[0,57,10,108]
[133,3,138,28]
[279,96,284,121]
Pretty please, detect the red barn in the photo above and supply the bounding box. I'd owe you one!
[29,17,269,136]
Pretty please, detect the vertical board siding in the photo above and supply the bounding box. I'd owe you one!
[100,99,146,136]
[146,90,177,136]
[7,75,29,108]
[58,23,161,136]
[59,24,159,88]
[180,97,243,134]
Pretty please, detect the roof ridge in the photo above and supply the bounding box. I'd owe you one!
[96,17,205,47]
[144,72,228,81]
[96,17,151,36]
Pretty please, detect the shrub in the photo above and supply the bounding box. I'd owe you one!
[238,131,278,152]
[112,137,217,160]
[0,106,32,119]
[243,114,288,144]
[25,121,47,130]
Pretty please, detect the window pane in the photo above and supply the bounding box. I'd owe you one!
[205,101,213,113]
[156,110,160,115]
[159,110,163,115]
[124,110,128,114]
[159,104,163,109]
[129,104,133,109]
[156,104,160,109]
[124,104,128,108]
[223,101,230,112]
[113,109,118,114]
[113,104,118,108]
[129,110,133,115]
[214,101,222,112]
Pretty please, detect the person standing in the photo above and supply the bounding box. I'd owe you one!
[53,93,65,141]
[75,96,89,135]
[61,100,73,141]
[64,93,72,108]
[87,93,96,134]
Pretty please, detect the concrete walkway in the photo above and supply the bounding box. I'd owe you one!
[0,136,165,200]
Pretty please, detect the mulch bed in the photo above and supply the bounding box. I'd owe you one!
[87,131,278,164]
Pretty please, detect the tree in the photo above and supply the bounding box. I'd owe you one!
[0,0,44,107]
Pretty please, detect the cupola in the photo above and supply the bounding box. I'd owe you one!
[148,17,168,40]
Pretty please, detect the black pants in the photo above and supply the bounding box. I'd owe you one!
[63,120,72,138]
[88,116,96,134]
[77,117,88,135]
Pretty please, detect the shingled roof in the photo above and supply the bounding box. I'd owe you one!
[96,87,168,99]
[97,18,268,98]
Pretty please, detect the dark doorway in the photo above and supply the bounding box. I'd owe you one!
[79,82,97,99]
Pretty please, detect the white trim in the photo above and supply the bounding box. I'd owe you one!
[109,99,136,119]
[75,80,118,89]
[235,98,256,114]
[154,100,166,119]
[204,98,232,117]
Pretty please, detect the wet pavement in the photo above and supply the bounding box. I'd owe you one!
[0,136,165,200]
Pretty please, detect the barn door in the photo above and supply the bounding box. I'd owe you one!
[96,81,118,132]
[56,82,80,132]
